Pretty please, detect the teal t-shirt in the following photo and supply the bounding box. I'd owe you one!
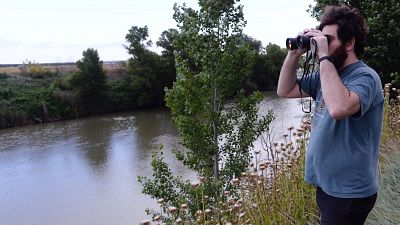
[298,60,384,198]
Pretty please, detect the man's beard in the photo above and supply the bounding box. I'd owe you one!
[330,43,348,70]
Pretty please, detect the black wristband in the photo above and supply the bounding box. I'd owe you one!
[319,56,335,64]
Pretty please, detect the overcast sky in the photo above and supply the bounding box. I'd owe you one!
[0,0,317,64]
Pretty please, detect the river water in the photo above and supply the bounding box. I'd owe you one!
[0,93,305,225]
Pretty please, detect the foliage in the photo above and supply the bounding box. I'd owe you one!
[125,26,176,107]
[139,0,273,222]
[308,0,400,86]
[0,84,73,128]
[250,43,287,91]
[69,48,108,115]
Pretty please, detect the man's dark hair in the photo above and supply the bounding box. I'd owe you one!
[318,5,368,57]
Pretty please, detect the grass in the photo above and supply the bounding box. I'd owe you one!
[366,84,400,224]
[366,139,400,225]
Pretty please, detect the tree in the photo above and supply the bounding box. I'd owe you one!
[248,42,287,91]
[139,0,273,221]
[124,26,175,107]
[308,0,400,86]
[263,43,287,89]
[69,48,107,115]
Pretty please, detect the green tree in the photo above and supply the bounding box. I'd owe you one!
[308,0,400,86]
[248,42,288,91]
[139,0,273,221]
[69,48,107,115]
[263,43,287,89]
[125,26,175,107]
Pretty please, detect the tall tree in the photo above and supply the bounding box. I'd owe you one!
[69,48,107,115]
[308,0,400,86]
[124,26,165,107]
[263,43,287,89]
[139,0,273,221]
[169,0,272,182]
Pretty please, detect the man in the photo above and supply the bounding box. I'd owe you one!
[277,5,384,225]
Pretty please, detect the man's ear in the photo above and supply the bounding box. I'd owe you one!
[346,37,355,51]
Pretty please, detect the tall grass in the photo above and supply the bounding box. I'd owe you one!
[366,84,400,224]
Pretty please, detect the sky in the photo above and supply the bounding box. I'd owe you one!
[0,0,318,64]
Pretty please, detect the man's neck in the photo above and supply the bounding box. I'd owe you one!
[339,53,359,71]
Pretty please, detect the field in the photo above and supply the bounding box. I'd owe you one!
[0,61,126,76]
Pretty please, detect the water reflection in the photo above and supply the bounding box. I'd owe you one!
[134,108,179,158]
[76,116,113,172]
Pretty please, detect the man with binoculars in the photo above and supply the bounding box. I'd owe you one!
[277,5,384,225]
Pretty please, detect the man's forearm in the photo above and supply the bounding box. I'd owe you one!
[319,60,360,120]
[277,51,301,97]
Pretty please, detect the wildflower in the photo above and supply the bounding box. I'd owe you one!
[175,217,183,224]
[231,178,240,185]
[254,149,261,154]
[205,208,212,214]
[239,212,246,218]
[191,181,199,188]
[168,206,177,214]
[180,203,188,209]
[196,210,203,216]
[140,220,150,225]
[199,176,206,183]
[157,198,164,204]
[153,215,161,221]
[224,190,230,196]
[252,203,258,208]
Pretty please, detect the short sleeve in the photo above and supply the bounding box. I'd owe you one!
[345,72,377,119]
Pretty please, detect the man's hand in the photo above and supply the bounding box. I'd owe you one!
[305,29,329,58]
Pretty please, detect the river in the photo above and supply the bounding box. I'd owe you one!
[0,92,305,225]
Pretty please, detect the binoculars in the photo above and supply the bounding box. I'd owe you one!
[286,35,331,50]
[286,35,311,50]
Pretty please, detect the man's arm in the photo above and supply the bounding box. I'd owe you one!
[319,60,360,120]
[277,51,310,98]
[307,29,360,120]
